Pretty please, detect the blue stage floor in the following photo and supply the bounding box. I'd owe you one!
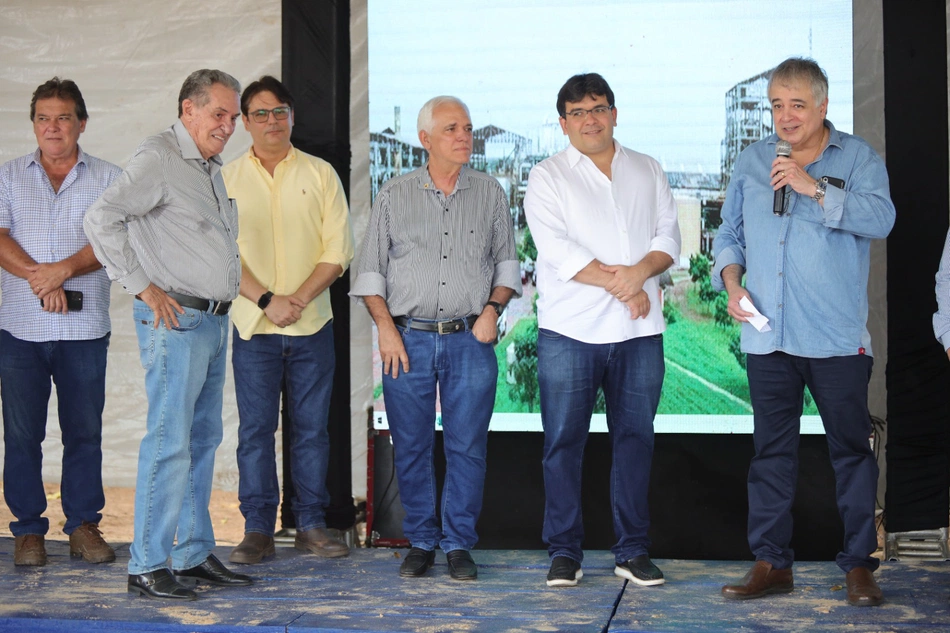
[0,538,948,632]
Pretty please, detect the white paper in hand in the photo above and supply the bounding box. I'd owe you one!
[739,296,772,333]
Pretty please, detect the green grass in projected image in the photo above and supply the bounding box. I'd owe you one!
[492,285,819,417]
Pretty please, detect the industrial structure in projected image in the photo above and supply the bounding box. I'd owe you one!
[366,66,791,421]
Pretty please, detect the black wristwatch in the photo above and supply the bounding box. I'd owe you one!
[486,301,504,316]
[257,291,274,310]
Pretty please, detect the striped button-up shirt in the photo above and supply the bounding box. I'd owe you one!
[350,165,521,319]
[0,147,121,342]
[84,121,241,301]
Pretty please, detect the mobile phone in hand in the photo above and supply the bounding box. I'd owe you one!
[40,290,83,311]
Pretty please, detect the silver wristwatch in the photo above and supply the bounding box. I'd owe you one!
[812,178,827,202]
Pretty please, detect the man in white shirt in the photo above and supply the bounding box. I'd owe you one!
[524,73,681,589]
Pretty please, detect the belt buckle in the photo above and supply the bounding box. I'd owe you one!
[437,320,459,335]
[211,301,227,316]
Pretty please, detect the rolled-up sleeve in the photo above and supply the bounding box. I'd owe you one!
[820,147,895,240]
[490,184,523,296]
[648,163,682,262]
[712,173,747,292]
[317,167,355,274]
[524,165,597,282]
[934,228,950,350]
[349,187,390,303]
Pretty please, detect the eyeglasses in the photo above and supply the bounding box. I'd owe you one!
[249,107,291,123]
[564,105,613,120]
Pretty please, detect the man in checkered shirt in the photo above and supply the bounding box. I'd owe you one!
[0,78,120,568]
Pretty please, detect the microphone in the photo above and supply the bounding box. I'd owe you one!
[773,140,792,216]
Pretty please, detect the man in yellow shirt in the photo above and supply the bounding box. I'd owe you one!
[222,75,355,564]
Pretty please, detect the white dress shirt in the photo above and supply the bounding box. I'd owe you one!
[524,141,681,344]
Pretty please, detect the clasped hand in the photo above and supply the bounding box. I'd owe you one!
[601,263,650,319]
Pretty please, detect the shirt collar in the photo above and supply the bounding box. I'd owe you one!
[565,139,625,168]
[28,145,88,168]
[247,144,296,166]
[173,119,223,166]
[418,163,470,192]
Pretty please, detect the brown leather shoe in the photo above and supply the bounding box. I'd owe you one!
[722,560,793,600]
[845,567,883,607]
[229,532,276,564]
[294,527,350,558]
[14,534,47,566]
[69,522,116,563]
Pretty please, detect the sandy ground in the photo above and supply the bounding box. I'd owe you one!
[0,483,247,546]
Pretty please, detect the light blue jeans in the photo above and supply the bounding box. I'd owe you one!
[128,299,229,574]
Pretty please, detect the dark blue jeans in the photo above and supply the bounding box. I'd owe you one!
[232,323,335,534]
[1,330,109,536]
[537,329,664,564]
[746,352,879,573]
[382,321,497,553]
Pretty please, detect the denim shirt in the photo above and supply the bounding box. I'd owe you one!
[712,121,895,358]
[933,228,950,350]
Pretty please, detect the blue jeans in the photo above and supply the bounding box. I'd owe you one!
[129,299,229,574]
[232,323,335,534]
[1,330,109,536]
[537,329,664,564]
[746,352,879,573]
[382,320,497,552]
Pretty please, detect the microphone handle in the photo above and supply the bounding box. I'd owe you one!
[773,185,787,215]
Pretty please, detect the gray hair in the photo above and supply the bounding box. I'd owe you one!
[417,96,470,134]
[177,69,241,117]
[768,57,829,105]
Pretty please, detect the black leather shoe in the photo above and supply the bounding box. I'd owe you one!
[399,547,435,577]
[128,569,197,601]
[173,553,253,587]
[446,549,477,581]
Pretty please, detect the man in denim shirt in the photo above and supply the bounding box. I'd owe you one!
[933,231,950,354]
[713,58,895,607]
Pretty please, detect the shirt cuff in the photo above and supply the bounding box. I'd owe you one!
[317,251,353,275]
[116,268,152,297]
[648,236,681,263]
[820,184,845,227]
[556,246,598,283]
[493,259,523,298]
[348,271,387,305]
[711,246,746,292]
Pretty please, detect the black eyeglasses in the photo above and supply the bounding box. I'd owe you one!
[564,105,614,120]
[249,107,291,123]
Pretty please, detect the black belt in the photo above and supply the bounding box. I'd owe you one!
[165,291,231,316]
[392,315,477,335]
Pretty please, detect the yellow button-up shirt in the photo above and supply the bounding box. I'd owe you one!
[223,146,354,340]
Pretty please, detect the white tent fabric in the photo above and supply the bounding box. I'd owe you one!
[0,0,305,494]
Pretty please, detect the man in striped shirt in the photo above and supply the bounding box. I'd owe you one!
[351,96,521,581]
[85,69,251,601]
[0,77,120,568]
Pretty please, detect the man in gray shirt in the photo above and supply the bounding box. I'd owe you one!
[351,95,520,581]
[84,69,251,601]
